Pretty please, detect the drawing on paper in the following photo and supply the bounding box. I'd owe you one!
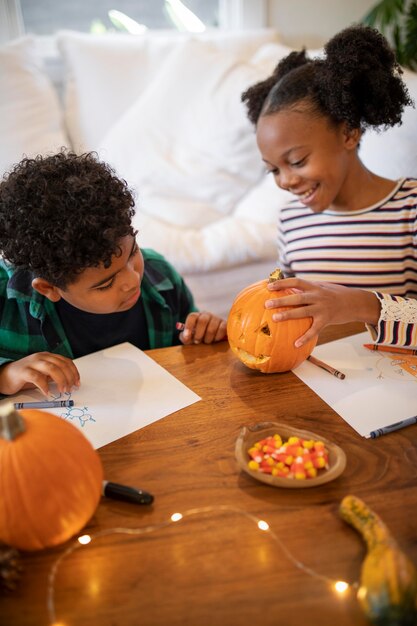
[61,405,96,428]
[375,354,417,383]
[51,390,96,427]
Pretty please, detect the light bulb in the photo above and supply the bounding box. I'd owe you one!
[334,580,349,593]
[78,534,92,545]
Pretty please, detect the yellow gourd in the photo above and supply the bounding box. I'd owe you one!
[339,495,417,626]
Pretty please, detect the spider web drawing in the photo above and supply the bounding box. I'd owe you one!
[50,390,96,427]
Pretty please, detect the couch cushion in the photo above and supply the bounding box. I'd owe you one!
[98,37,291,273]
[0,36,70,178]
[57,29,280,151]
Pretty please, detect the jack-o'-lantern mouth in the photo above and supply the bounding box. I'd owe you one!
[232,347,270,366]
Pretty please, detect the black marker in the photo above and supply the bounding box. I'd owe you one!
[102,481,154,505]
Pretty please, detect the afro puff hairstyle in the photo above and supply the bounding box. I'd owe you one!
[242,25,413,131]
[0,151,136,288]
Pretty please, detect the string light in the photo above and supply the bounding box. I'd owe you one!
[334,580,349,593]
[46,505,357,625]
[257,520,269,531]
[77,535,91,545]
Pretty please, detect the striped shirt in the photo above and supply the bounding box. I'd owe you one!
[278,178,417,347]
[278,177,417,295]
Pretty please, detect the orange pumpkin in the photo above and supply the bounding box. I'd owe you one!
[227,269,317,373]
[0,404,103,551]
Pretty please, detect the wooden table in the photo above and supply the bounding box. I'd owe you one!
[3,323,417,626]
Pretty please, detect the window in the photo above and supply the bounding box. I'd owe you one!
[19,0,220,35]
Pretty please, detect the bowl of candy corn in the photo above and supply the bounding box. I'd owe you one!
[235,421,346,488]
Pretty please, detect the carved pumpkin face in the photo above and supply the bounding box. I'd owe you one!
[227,277,317,373]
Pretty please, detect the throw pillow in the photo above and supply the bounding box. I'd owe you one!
[0,36,69,178]
[57,29,279,151]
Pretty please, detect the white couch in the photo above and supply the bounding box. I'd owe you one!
[1,30,417,318]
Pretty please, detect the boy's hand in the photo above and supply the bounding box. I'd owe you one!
[178,312,227,345]
[0,352,80,398]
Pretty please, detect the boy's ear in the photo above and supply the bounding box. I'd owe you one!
[31,278,62,302]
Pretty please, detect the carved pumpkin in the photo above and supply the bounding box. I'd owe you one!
[227,269,317,373]
[0,404,103,551]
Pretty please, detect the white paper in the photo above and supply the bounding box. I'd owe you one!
[1,343,201,449]
[293,332,417,437]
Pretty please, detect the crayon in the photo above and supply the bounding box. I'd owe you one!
[363,343,417,356]
[307,355,346,380]
[14,400,74,409]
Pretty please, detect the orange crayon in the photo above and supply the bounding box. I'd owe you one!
[307,355,346,380]
[363,343,417,357]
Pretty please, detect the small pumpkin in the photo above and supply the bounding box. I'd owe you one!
[340,494,417,626]
[0,403,103,551]
[227,269,317,373]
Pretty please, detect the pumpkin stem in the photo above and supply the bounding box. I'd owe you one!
[268,268,284,283]
[0,403,26,441]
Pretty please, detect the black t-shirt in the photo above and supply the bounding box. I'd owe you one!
[55,297,150,358]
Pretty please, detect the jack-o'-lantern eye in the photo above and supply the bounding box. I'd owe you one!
[258,323,271,336]
[226,270,317,374]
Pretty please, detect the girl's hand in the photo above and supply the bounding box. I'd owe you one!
[179,312,227,345]
[265,278,381,347]
[0,352,80,397]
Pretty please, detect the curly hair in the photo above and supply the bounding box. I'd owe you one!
[0,151,136,288]
[242,25,413,131]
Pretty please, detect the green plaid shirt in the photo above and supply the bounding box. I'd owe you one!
[0,248,197,367]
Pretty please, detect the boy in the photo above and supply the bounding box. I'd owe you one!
[0,152,226,397]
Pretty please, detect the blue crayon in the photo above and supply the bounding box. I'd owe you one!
[14,400,74,410]
[370,416,417,439]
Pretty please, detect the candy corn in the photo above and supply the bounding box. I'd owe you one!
[247,434,329,480]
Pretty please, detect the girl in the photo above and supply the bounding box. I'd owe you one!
[241,25,417,349]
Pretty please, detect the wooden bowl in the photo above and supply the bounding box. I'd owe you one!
[235,421,346,489]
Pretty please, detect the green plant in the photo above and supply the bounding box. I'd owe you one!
[362,0,417,70]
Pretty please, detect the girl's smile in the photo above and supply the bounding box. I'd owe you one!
[293,183,319,206]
